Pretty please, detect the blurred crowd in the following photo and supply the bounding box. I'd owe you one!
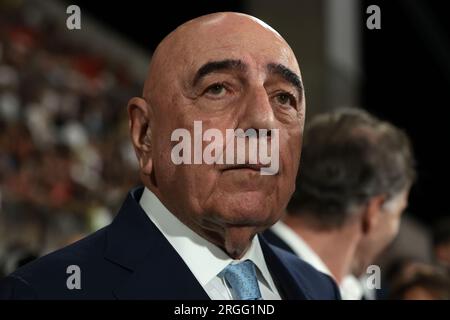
[0,3,141,274]
[0,3,449,300]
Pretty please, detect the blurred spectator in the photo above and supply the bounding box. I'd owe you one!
[0,2,141,265]
[387,260,450,300]
[432,217,450,271]
[264,108,416,299]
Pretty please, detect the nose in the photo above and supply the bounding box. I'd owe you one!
[237,85,276,135]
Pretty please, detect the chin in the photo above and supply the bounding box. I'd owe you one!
[212,191,279,227]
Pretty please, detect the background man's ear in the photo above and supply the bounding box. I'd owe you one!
[361,195,386,235]
[128,97,152,175]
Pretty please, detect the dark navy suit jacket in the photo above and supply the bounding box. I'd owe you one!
[262,229,297,255]
[0,187,340,300]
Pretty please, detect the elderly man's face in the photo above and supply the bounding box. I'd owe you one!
[131,13,304,256]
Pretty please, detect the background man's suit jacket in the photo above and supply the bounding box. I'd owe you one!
[0,187,340,299]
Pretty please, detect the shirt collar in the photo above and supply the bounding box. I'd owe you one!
[271,221,365,300]
[139,187,277,292]
[340,275,364,300]
[271,221,333,276]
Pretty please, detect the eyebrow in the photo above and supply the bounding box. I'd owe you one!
[267,63,303,97]
[192,59,303,98]
[193,59,246,86]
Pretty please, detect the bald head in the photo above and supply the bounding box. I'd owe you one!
[129,12,305,258]
[144,12,300,103]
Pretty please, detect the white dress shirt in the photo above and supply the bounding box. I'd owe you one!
[270,221,364,300]
[139,187,282,300]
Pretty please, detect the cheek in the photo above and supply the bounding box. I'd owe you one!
[153,146,177,190]
[152,120,188,195]
[280,126,302,175]
[275,127,302,203]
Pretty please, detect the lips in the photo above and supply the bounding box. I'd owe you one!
[220,163,269,172]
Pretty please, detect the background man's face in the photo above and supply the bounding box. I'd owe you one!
[376,190,409,247]
[355,189,409,275]
[148,15,304,241]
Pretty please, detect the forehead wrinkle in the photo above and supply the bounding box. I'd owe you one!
[143,12,301,105]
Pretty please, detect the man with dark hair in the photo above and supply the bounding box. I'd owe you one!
[264,108,416,299]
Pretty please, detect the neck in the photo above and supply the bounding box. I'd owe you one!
[283,214,361,284]
[147,181,258,259]
[201,225,259,259]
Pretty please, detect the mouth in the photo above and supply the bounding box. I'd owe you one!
[220,164,268,172]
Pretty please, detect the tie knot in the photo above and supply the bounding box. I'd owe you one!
[221,260,262,300]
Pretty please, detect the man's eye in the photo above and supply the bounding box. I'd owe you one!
[275,92,296,107]
[205,83,227,97]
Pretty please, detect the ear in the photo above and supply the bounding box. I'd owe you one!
[128,97,153,175]
[361,195,386,235]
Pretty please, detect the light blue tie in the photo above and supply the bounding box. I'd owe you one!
[221,260,263,300]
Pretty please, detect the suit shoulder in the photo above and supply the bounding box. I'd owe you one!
[17,226,107,274]
[0,274,37,299]
[0,226,109,299]
[270,244,341,300]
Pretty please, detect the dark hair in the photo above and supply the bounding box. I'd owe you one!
[287,108,416,229]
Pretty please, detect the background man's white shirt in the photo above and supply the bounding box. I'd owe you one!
[139,187,282,300]
[270,221,364,300]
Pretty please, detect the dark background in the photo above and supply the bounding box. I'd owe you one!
[362,0,450,225]
[72,0,450,225]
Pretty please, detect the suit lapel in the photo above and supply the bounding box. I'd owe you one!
[104,187,313,300]
[104,187,210,300]
[259,235,311,300]
[262,229,296,255]
[111,241,210,299]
